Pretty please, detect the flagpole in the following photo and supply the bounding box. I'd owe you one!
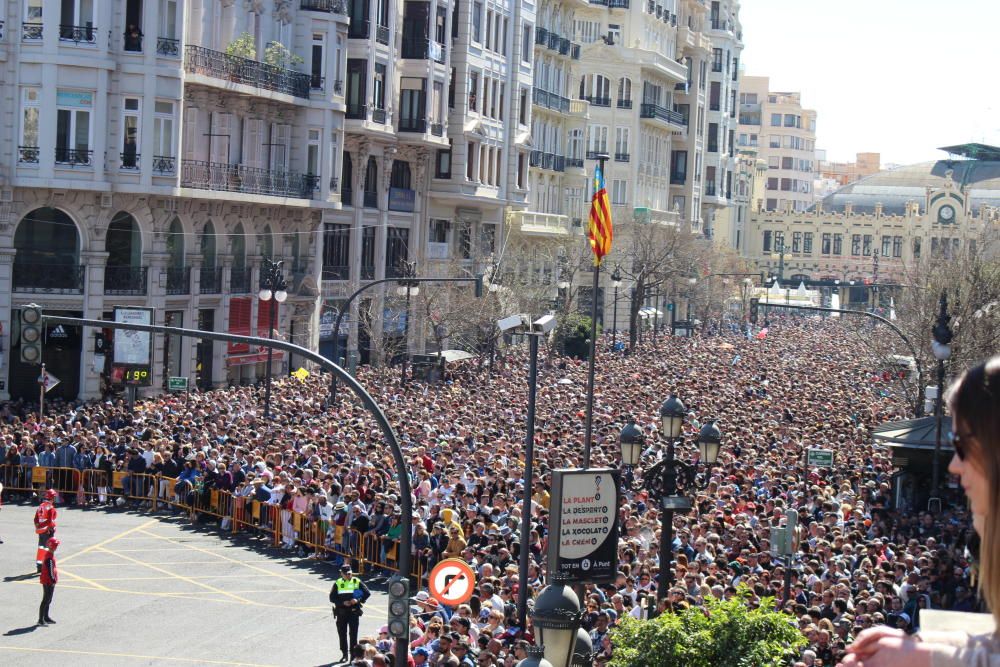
[39,363,46,422]
[582,154,609,468]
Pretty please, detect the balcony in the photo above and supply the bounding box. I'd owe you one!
[639,103,687,129]
[553,155,566,172]
[310,74,325,90]
[670,171,686,185]
[615,152,630,162]
[511,211,575,236]
[616,99,632,109]
[558,38,570,55]
[59,25,97,44]
[120,152,140,170]
[104,265,149,296]
[609,0,630,7]
[569,99,590,116]
[535,26,548,45]
[0,21,4,40]
[532,88,570,113]
[230,267,252,294]
[529,150,542,168]
[55,148,94,166]
[165,266,191,295]
[22,23,42,41]
[184,44,311,99]
[13,263,85,294]
[586,150,608,160]
[200,266,223,294]
[153,155,176,174]
[401,38,446,62]
[376,24,390,45]
[301,0,347,11]
[541,153,554,169]
[582,95,611,107]
[180,160,319,199]
[18,146,39,164]
[547,32,560,51]
[156,36,180,57]
[566,157,584,169]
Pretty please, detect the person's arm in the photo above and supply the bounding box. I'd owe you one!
[358,579,372,604]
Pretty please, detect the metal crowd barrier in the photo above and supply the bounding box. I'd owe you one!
[0,465,425,579]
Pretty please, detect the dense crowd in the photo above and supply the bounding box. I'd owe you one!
[0,317,979,666]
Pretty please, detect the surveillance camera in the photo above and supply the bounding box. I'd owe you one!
[496,314,525,333]
[532,314,556,334]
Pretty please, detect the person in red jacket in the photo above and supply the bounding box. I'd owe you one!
[38,536,59,626]
[34,489,58,572]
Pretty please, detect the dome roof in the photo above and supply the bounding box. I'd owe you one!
[813,159,1000,216]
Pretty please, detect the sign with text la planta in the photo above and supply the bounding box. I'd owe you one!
[547,468,620,583]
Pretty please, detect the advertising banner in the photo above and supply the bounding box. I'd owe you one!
[547,468,620,583]
[113,307,152,366]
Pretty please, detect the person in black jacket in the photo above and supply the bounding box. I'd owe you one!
[329,563,371,663]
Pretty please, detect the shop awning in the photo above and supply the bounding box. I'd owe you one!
[872,416,953,451]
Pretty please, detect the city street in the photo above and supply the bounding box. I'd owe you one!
[0,503,387,667]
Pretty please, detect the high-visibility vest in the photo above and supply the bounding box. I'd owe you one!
[335,577,360,594]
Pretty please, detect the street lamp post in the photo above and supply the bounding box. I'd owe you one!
[619,396,722,610]
[258,258,288,420]
[396,261,419,384]
[930,291,953,497]
[531,582,582,667]
[610,266,622,351]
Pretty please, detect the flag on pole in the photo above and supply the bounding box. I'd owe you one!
[292,367,310,381]
[587,164,613,266]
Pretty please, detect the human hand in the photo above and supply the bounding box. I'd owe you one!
[839,627,931,667]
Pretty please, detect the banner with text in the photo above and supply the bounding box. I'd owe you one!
[547,468,620,583]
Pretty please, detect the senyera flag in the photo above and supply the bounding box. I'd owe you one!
[588,164,613,265]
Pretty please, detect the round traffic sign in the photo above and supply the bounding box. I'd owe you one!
[428,558,476,606]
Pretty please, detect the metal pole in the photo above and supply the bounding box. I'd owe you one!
[932,357,946,494]
[401,286,411,384]
[517,332,539,632]
[263,298,275,419]
[39,363,46,421]
[652,290,659,343]
[612,285,619,350]
[656,437,678,609]
[582,155,608,469]
[783,555,793,608]
[41,314,414,667]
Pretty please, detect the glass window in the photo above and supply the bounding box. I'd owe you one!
[20,88,41,153]
[56,90,94,164]
[770,113,781,126]
[153,101,174,161]
[762,230,772,252]
[863,234,872,256]
[122,97,141,167]
[473,2,483,42]
[803,232,813,254]
[821,233,831,254]
[893,236,902,258]
[791,231,801,253]
[881,235,891,257]
[833,234,843,255]
[851,234,861,256]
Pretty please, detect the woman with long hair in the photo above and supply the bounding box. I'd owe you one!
[841,356,1000,667]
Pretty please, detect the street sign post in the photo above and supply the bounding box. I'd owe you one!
[167,377,188,392]
[806,448,834,467]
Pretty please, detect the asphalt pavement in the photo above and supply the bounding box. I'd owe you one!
[0,500,390,666]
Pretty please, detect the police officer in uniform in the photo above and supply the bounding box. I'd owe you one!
[330,563,370,663]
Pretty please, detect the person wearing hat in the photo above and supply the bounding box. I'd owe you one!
[38,536,59,626]
[33,488,58,573]
[329,563,370,663]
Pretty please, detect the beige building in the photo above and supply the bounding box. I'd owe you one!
[715,147,766,251]
[819,151,881,186]
[737,75,817,213]
[744,151,1000,307]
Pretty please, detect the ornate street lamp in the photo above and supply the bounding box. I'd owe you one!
[610,265,622,351]
[570,627,595,666]
[660,394,686,438]
[531,583,582,667]
[258,258,288,419]
[619,419,644,467]
[516,646,554,667]
[396,261,419,384]
[697,420,723,465]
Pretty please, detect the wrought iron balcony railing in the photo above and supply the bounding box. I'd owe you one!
[18,146,39,164]
[199,266,223,294]
[617,99,633,109]
[153,155,176,174]
[375,24,390,45]
[333,79,344,94]
[165,266,191,295]
[529,150,542,167]
[640,103,687,127]
[22,23,43,41]
[609,0,629,7]
[535,26,548,45]
[615,152,630,162]
[310,74,324,90]
[586,150,608,160]
[55,148,94,166]
[558,37,570,55]
[0,20,5,41]
[123,32,142,52]
[157,36,180,56]
[566,157,584,169]
[670,171,686,184]
[59,24,98,44]
[553,155,566,172]
[547,32,560,51]
[301,0,347,12]
[230,267,252,294]
[181,160,319,199]
[583,95,611,107]
[120,152,140,169]
[184,44,311,99]
[13,263,86,294]
[104,265,149,295]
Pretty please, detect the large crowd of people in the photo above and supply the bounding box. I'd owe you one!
[0,317,980,666]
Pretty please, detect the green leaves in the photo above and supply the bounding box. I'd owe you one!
[608,588,806,667]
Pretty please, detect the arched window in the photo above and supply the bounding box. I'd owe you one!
[166,217,184,268]
[390,160,411,190]
[201,220,217,269]
[260,224,274,259]
[107,212,142,268]
[13,207,82,291]
[231,223,247,270]
[580,75,611,105]
[617,78,632,107]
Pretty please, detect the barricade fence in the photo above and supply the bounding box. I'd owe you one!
[0,465,426,581]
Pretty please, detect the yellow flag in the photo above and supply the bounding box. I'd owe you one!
[292,367,310,381]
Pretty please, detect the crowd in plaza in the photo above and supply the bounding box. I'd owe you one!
[0,317,982,666]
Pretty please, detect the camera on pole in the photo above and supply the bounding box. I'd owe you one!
[387,576,410,639]
[19,304,43,364]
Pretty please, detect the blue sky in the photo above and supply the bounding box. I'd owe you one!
[738,0,1000,166]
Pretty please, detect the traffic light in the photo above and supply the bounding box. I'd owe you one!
[749,297,760,325]
[19,304,43,365]
[387,576,410,640]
